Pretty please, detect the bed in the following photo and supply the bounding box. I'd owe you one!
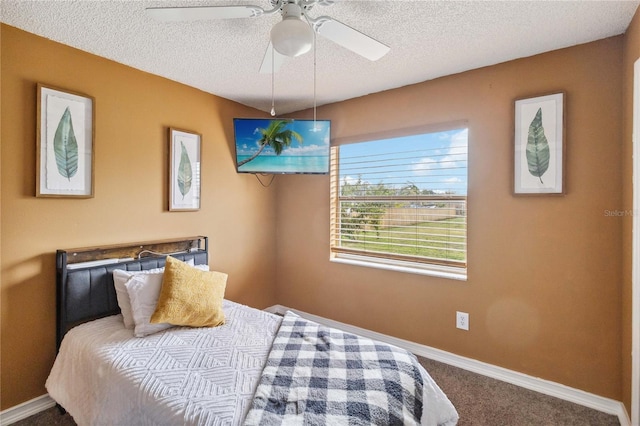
[46,237,459,425]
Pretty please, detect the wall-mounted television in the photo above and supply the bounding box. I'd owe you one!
[233,118,331,174]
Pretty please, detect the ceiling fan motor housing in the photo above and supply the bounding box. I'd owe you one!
[271,2,314,57]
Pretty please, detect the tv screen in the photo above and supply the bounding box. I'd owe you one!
[233,118,331,174]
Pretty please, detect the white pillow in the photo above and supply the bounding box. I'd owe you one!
[112,259,201,329]
[125,273,174,337]
[124,263,210,337]
[113,267,163,329]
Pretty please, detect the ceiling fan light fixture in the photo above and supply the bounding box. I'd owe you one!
[270,4,313,57]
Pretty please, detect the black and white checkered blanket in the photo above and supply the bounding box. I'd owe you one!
[243,312,426,425]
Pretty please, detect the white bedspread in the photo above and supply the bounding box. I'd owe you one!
[47,302,457,426]
[46,300,282,426]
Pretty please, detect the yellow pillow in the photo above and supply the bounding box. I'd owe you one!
[150,256,227,328]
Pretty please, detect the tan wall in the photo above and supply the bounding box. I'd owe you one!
[0,25,277,409]
[622,7,640,415]
[276,37,624,400]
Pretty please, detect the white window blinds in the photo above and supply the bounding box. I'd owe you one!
[330,127,468,270]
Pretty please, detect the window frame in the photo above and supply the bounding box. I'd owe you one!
[329,123,468,280]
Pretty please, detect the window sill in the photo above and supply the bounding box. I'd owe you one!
[330,253,467,281]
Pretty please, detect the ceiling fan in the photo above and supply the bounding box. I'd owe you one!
[146,0,390,73]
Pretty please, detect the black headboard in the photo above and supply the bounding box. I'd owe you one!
[55,236,208,350]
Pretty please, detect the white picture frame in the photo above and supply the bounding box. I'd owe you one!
[169,128,201,211]
[514,92,565,195]
[36,84,95,198]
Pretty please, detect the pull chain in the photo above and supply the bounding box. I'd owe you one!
[270,45,276,116]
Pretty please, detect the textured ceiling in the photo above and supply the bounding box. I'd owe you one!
[1,0,638,114]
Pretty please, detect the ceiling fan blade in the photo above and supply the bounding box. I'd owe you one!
[312,16,390,61]
[146,5,265,22]
[259,42,288,74]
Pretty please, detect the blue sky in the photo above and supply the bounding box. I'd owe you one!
[234,119,330,157]
[339,127,468,195]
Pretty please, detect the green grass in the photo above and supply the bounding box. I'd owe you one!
[340,217,466,261]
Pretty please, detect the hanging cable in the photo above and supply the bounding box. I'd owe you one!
[255,173,276,187]
[303,14,318,129]
[313,25,317,128]
[270,44,276,116]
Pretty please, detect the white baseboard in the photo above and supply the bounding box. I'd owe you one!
[266,304,631,426]
[0,394,56,425]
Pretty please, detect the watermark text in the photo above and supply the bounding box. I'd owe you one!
[604,209,638,217]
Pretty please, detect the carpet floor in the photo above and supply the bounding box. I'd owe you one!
[13,357,620,426]
[417,357,620,425]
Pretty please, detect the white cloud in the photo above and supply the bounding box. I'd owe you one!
[411,157,437,175]
[341,175,371,186]
[442,177,463,184]
[411,128,468,175]
[449,128,468,155]
[280,144,327,156]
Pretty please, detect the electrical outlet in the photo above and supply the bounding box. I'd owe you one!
[456,311,469,331]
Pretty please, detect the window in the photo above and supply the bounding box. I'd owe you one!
[330,126,468,279]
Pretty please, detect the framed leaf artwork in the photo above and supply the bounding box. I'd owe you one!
[36,84,95,198]
[169,128,201,211]
[514,92,565,195]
